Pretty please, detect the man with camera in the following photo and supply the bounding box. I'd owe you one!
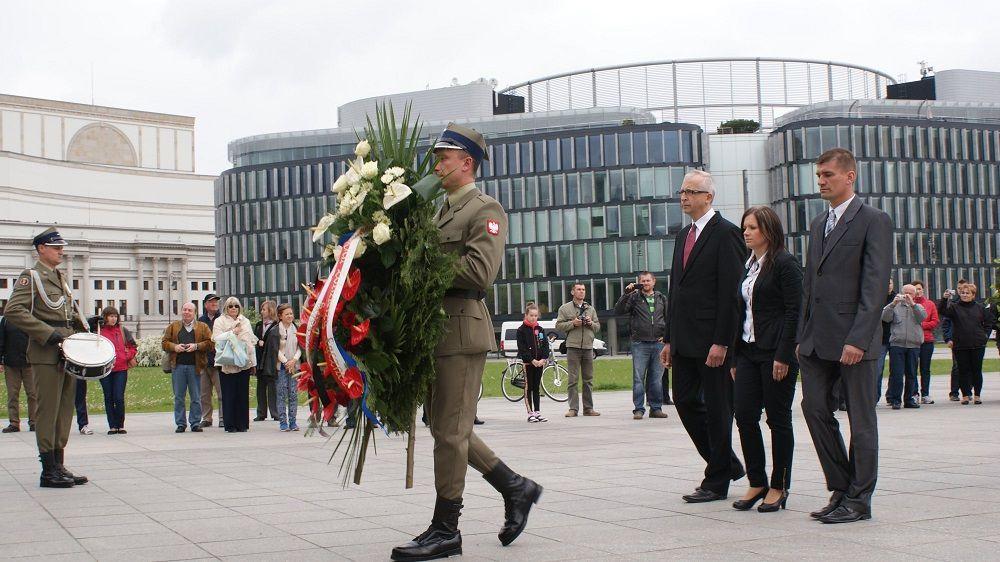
[615,272,669,419]
[880,284,927,409]
[556,283,601,417]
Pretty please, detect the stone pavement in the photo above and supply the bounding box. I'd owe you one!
[2,378,999,561]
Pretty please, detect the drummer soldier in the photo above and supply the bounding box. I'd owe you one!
[4,227,88,488]
[391,124,542,561]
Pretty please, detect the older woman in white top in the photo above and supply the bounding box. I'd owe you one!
[212,297,258,432]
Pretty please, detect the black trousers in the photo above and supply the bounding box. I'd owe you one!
[673,354,743,495]
[734,344,798,490]
[255,375,279,419]
[954,347,986,397]
[800,353,878,514]
[524,364,542,412]
[221,370,251,431]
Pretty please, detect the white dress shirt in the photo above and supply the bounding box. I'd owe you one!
[691,208,717,241]
[741,252,767,343]
[827,195,856,230]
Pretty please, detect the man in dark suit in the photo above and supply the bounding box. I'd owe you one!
[797,148,892,524]
[660,170,747,503]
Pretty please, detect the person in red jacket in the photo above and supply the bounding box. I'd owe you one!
[97,306,137,434]
[911,281,939,404]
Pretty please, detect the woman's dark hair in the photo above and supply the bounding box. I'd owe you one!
[741,206,786,269]
[276,303,293,317]
[101,306,120,320]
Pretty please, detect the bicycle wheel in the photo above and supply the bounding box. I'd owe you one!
[500,364,526,402]
[541,362,570,402]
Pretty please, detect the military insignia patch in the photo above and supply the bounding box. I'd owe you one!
[18,277,28,286]
[487,219,500,236]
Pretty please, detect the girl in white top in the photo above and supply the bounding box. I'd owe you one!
[275,303,301,431]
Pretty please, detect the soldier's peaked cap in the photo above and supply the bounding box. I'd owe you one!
[433,123,488,163]
[32,227,67,247]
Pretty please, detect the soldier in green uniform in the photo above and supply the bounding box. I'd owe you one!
[391,124,542,561]
[4,227,88,488]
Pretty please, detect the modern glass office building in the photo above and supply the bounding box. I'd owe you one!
[215,108,706,345]
[768,100,1000,294]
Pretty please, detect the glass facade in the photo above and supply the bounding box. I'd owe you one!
[216,123,707,320]
[768,119,1000,295]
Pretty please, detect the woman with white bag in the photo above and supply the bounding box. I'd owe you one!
[212,297,258,432]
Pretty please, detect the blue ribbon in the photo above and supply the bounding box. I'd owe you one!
[334,339,386,435]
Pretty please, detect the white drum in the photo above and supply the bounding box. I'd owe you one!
[61,333,116,381]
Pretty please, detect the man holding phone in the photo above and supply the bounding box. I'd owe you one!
[161,303,214,433]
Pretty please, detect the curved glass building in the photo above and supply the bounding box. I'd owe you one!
[768,100,1000,293]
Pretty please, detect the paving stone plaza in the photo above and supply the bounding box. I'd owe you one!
[2,380,999,561]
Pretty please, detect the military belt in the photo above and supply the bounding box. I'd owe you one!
[444,289,487,300]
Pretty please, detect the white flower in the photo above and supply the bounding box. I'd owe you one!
[354,238,367,257]
[382,182,412,210]
[323,244,342,261]
[332,174,349,194]
[372,222,392,245]
[361,161,379,180]
[312,213,336,242]
[380,171,395,184]
[381,166,406,184]
[349,184,360,197]
[372,210,389,225]
[345,168,360,186]
[355,140,371,158]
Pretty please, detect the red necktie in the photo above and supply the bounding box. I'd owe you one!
[682,224,697,269]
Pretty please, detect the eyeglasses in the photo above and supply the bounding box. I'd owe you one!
[227,305,239,309]
[676,188,711,196]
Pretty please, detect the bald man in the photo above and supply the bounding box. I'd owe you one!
[161,303,214,433]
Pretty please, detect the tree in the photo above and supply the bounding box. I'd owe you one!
[717,119,760,134]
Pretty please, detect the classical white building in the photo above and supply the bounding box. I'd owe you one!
[0,94,216,337]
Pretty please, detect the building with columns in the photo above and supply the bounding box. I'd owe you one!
[0,94,216,337]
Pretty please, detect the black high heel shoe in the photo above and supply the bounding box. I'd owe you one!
[732,488,768,511]
[758,490,788,512]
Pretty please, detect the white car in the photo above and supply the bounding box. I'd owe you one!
[499,320,608,358]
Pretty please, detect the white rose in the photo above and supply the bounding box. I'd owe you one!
[380,171,395,184]
[372,222,392,245]
[386,166,405,180]
[361,161,379,180]
[332,174,349,194]
[337,194,355,217]
[312,213,336,242]
[345,168,360,186]
[354,238,367,257]
[355,140,371,158]
[382,182,412,210]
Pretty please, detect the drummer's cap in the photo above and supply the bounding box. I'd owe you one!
[32,227,67,247]
[203,293,220,304]
[433,123,488,165]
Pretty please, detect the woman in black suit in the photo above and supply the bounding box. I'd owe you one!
[730,206,802,512]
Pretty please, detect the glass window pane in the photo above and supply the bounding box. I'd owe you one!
[588,244,602,274]
[573,244,586,275]
[603,243,617,274]
[624,169,639,200]
[589,135,602,167]
[552,174,565,206]
[654,167,670,197]
[591,207,606,238]
[577,207,591,239]
[603,134,617,166]
[563,208,576,239]
[536,211,549,243]
[566,173,579,205]
[652,203,667,236]
[606,206,620,237]
[523,212,535,244]
[561,138,573,169]
[520,142,532,173]
[617,241,631,273]
[534,141,546,172]
[621,204,635,237]
[549,209,563,241]
[538,175,551,207]
[509,213,521,244]
[609,169,623,201]
[594,171,607,202]
[633,132,647,165]
[636,204,650,236]
[575,136,588,168]
[639,168,655,198]
[547,139,560,171]
[618,133,632,165]
[648,131,664,163]
[664,131,680,162]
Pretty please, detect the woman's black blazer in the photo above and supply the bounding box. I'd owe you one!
[735,249,803,365]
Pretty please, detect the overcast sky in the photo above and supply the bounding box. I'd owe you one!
[2,0,995,175]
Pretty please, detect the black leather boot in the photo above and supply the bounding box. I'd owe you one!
[39,452,74,488]
[391,496,462,561]
[54,449,88,485]
[483,460,543,546]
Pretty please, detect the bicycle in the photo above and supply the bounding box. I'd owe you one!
[499,356,569,403]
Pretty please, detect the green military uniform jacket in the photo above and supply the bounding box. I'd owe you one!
[3,261,86,365]
[435,183,507,357]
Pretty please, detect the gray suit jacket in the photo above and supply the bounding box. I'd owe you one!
[797,196,893,362]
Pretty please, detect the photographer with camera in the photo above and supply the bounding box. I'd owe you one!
[556,283,601,417]
[615,272,669,420]
[880,284,926,409]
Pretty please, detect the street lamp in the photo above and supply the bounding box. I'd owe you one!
[166,271,179,323]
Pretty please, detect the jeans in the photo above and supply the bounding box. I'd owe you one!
[886,346,919,405]
[99,370,128,429]
[631,341,664,413]
[874,344,889,403]
[918,342,935,397]
[171,364,202,428]
[276,365,299,429]
[75,379,89,429]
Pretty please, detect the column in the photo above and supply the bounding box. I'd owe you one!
[81,254,91,317]
[165,257,173,321]
[135,254,145,324]
[151,257,159,317]
[180,257,189,311]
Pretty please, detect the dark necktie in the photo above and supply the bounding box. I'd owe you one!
[682,224,698,269]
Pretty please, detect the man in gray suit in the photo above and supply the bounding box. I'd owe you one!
[797,148,892,524]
